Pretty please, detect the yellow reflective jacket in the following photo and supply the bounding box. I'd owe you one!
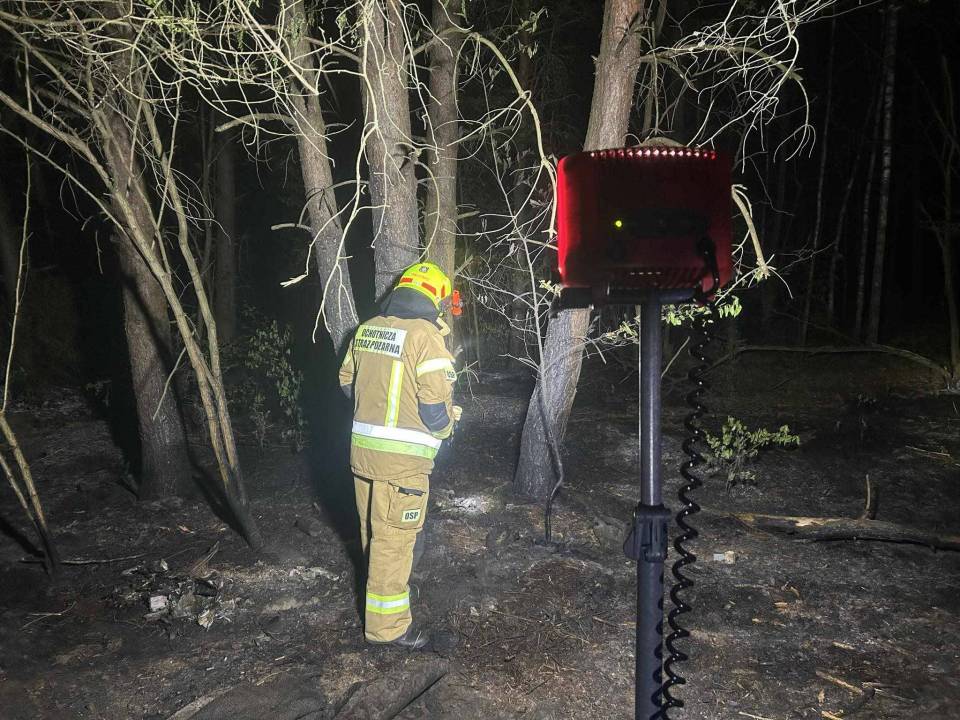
[339,315,455,481]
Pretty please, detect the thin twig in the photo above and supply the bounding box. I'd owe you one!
[21,552,145,565]
[21,601,76,629]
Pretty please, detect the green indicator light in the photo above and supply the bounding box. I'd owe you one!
[614,219,623,229]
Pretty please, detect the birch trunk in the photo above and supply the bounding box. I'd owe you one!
[515,0,646,499]
[282,0,358,353]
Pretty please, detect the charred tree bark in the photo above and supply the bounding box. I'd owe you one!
[213,130,238,345]
[282,0,358,354]
[362,0,421,300]
[102,108,193,501]
[515,0,646,499]
[115,240,192,500]
[865,1,899,344]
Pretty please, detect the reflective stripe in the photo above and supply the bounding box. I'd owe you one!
[366,591,410,615]
[351,434,439,459]
[415,357,454,377]
[385,360,404,427]
[352,421,441,449]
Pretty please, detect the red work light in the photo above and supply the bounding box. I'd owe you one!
[556,146,733,304]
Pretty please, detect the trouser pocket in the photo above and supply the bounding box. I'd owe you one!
[386,480,428,531]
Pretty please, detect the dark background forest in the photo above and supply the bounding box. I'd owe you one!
[0,0,957,718]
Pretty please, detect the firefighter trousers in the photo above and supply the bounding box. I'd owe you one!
[354,474,429,642]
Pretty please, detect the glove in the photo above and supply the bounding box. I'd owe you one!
[452,405,462,422]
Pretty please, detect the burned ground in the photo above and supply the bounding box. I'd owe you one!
[0,352,958,719]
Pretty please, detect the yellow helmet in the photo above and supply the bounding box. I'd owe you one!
[395,261,451,309]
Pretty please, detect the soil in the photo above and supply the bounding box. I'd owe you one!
[1,351,958,719]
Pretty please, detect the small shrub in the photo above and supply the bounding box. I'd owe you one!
[704,416,799,489]
[225,315,306,451]
[249,390,271,449]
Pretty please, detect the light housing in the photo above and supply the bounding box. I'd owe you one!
[556,146,733,301]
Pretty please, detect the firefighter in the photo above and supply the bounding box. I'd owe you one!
[338,261,461,649]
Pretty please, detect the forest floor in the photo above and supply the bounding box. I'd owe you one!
[1,350,959,720]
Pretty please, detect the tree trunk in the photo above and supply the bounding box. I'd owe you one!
[95,88,191,501]
[424,0,463,282]
[115,240,193,499]
[97,107,226,510]
[362,0,421,300]
[424,0,465,349]
[0,192,20,312]
[515,0,646,499]
[826,77,881,326]
[824,148,861,327]
[935,55,959,378]
[213,130,238,345]
[854,78,884,341]
[282,0,358,354]
[865,1,899,344]
[798,16,836,346]
[101,105,262,545]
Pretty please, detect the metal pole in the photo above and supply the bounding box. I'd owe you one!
[640,296,663,508]
[624,294,670,720]
[637,295,665,719]
[622,290,694,719]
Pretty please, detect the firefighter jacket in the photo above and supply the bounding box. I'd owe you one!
[339,312,455,481]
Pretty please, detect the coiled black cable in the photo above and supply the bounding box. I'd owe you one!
[658,240,720,718]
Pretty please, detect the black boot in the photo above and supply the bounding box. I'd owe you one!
[368,625,430,650]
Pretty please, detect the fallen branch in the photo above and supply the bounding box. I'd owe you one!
[20,553,145,565]
[706,344,953,381]
[731,513,960,551]
[816,669,876,718]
